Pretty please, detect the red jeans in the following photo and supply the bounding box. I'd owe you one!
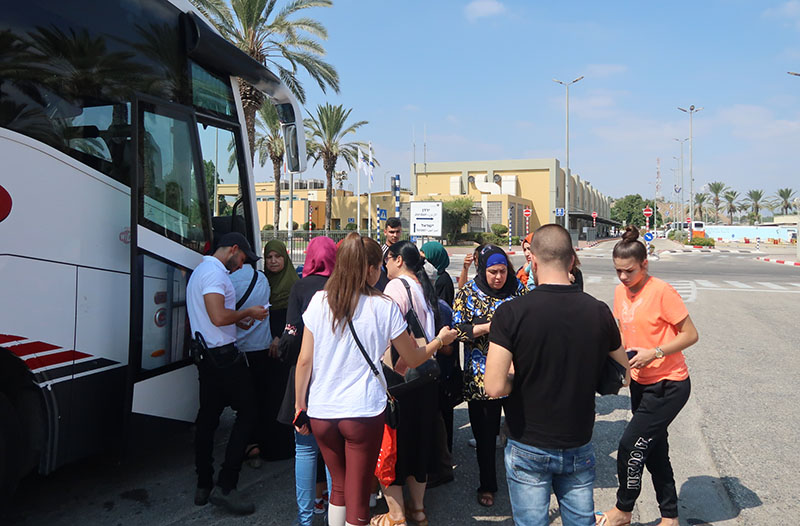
[310,414,385,526]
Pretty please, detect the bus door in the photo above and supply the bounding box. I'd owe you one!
[127,95,211,423]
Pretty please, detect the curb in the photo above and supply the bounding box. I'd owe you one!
[756,257,800,267]
[659,248,760,254]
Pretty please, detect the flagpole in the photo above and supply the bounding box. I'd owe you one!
[357,159,361,234]
[367,141,372,238]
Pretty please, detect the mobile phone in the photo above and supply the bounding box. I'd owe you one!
[293,410,310,428]
[626,349,637,360]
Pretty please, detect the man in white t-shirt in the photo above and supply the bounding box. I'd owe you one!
[187,232,267,516]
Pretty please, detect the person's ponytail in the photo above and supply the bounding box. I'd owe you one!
[613,225,647,262]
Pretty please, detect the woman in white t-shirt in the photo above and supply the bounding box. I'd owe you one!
[294,233,457,526]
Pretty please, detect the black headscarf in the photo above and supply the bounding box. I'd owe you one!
[474,244,518,299]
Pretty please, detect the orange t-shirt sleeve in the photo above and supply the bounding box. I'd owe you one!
[659,282,689,326]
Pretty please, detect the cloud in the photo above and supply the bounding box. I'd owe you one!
[585,63,628,78]
[402,104,420,112]
[464,0,507,22]
[762,1,800,29]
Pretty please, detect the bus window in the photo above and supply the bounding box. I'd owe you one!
[196,122,250,243]
[140,108,207,253]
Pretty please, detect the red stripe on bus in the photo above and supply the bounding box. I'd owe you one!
[25,350,91,370]
[0,334,26,344]
[7,341,61,357]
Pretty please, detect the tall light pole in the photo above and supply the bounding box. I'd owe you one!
[678,106,702,231]
[554,75,584,236]
[788,73,800,258]
[673,138,688,228]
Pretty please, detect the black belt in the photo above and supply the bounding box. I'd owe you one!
[192,333,242,368]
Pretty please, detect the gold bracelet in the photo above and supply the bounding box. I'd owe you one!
[434,336,443,349]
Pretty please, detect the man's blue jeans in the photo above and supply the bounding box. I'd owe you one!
[504,439,596,526]
[294,430,332,526]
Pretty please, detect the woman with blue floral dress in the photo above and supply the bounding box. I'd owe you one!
[452,245,525,507]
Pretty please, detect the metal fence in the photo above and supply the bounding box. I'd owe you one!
[260,230,412,265]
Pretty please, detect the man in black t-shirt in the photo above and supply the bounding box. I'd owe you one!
[485,224,628,526]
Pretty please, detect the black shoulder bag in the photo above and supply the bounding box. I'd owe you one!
[596,357,626,395]
[348,319,398,428]
[235,267,259,310]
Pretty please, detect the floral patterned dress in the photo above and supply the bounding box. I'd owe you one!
[452,279,526,401]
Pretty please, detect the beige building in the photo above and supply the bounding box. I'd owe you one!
[412,158,615,239]
[218,158,615,240]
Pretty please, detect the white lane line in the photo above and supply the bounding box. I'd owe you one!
[756,282,786,290]
[791,283,800,288]
[585,275,603,284]
[695,280,718,288]
[724,281,753,289]
[667,280,697,303]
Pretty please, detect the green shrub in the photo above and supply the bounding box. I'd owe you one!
[261,224,274,231]
[511,236,520,246]
[302,221,316,230]
[689,237,715,247]
[491,223,509,237]
[344,223,357,231]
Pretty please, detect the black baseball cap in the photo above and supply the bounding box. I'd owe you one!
[217,232,259,263]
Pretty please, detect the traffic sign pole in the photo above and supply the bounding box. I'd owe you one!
[376,206,381,245]
[508,208,512,253]
[523,207,531,237]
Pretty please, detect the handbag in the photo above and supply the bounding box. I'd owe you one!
[596,356,627,395]
[439,360,464,408]
[384,279,440,397]
[348,319,399,429]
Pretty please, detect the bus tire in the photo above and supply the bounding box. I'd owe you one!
[0,392,23,509]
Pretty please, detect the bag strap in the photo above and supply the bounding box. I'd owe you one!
[236,267,259,310]
[400,277,427,341]
[347,318,392,398]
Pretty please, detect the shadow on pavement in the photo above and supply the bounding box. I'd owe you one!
[678,475,761,525]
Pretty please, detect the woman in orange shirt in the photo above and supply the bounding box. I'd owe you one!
[597,226,699,526]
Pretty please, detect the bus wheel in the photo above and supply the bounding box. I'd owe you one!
[0,392,23,509]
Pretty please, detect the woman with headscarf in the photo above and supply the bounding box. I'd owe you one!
[452,245,526,508]
[261,239,299,460]
[420,241,454,306]
[516,233,535,291]
[277,236,337,526]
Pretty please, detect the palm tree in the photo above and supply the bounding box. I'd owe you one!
[694,193,709,221]
[707,181,727,224]
[723,190,739,224]
[190,0,339,166]
[254,102,285,231]
[775,188,796,215]
[745,189,765,222]
[304,103,370,231]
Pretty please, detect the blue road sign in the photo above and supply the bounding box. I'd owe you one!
[378,208,387,220]
[555,208,565,217]
[347,217,355,223]
[644,232,654,242]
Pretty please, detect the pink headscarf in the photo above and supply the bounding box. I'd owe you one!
[302,236,337,278]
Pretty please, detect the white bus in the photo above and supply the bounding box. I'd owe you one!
[0,0,306,499]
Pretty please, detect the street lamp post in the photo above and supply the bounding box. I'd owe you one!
[673,138,688,229]
[554,75,584,238]
[678,106,702,236]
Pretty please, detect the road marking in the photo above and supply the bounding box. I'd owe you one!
[585,275,603,284]
[791,283,800,288]
[723,281,753,289]
[667,280,697,303]
[756,282,786,290]
[695,280,718,288]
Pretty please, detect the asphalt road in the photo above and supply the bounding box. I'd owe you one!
[3,241,797,525]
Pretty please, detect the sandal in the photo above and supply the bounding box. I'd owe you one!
[404,503,428,526]
[370,512,407,526]
[595,512,631,526]
[477,491,494,507]
[245,445,262,469]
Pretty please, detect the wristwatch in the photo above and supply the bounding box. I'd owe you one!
[654,347,664,359]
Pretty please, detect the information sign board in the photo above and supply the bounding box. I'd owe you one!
[410,201,442,237]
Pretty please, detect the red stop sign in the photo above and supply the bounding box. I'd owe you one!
[643,207,653,217]
[523,208,531,218]
[591,211,597,219]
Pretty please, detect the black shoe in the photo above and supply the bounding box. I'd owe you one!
[208,487,255,515]
[194,487,211,506]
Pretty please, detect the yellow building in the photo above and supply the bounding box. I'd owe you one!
[218,158,615,240]
[412,158,615,239]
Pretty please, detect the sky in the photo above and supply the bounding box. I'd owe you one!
[251,0,800,204]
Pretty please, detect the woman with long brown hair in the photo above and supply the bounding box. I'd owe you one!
[294,233,457,526]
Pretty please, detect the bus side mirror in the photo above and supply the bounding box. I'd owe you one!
[282,123,303,173]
